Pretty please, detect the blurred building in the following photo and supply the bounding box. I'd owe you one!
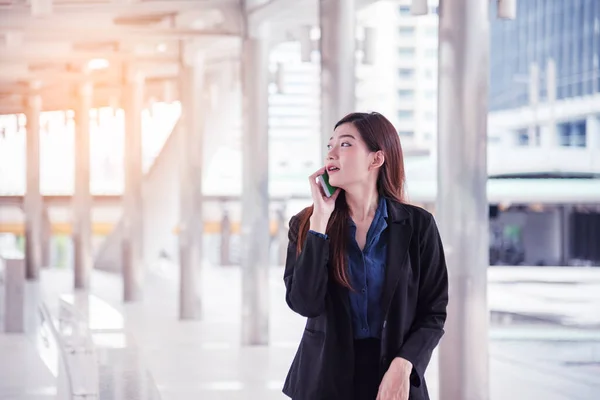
[488,0,600,151]
[356,0,440,154]
[1,0,599,267]
[485,0,600,266]
[266,0,441,163]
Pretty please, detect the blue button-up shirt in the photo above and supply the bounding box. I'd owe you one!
[307,197,388,339]
[347,196,388,339]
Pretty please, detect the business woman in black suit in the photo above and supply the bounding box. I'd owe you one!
[282,112,448,400]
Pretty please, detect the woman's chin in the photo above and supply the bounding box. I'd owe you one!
[330,181,344,190]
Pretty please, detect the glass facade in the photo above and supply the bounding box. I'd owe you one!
[489,0,600,111]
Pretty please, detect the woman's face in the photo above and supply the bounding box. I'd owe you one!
[325,123,378,189]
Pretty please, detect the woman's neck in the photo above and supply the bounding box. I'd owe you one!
[345,185,379,223]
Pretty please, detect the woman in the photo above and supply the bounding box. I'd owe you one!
[282,112,448,400]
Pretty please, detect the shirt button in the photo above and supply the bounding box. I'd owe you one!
[362,327,368,332]
[361,287,366,293]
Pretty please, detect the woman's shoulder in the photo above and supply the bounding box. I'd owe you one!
[290,206,312,223]
[287,206,312,233]
[386,199,434,225]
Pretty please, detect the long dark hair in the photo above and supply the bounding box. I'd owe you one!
[296,112,406,289]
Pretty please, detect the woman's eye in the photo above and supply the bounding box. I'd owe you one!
[326,144,332,150]
[341,142,351,147]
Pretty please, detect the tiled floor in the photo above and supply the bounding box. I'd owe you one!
[2,264,599,400]
[0,334,56,400]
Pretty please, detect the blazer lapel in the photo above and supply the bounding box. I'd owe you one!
[381,200,412,316]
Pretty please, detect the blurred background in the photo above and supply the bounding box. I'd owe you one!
[0,0,599,399]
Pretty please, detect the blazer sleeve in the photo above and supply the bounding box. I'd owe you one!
[283,215,330,318]
[396,212,449,387]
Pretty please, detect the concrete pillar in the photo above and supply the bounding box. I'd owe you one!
[277,205,288,266]
[41,207,51,268]
[587,114,600,172]
[437,1,490,400]
[240,23,270,345]
[24,87,43,280]
[178,52,205,320]
[122,69,144,302]
[220,206,231,266]
[73,82,93,290]
[2,256,26,333]
[560,205,573,266]
[587,114,599,150]
[319,0,356,160]
[528,62,539,146]
[543,58,558,148]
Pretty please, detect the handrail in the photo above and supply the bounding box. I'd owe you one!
[37,293,164,400]
[38,299,99,399]
[38,302,75,400]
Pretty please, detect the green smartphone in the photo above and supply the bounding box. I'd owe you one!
[317,170,337,198]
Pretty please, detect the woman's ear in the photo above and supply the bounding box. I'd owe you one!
[372,150,385,169]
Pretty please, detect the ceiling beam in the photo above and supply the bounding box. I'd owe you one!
[0,49,179,65]
[0,80,180,115]
[0,71,177,92]
[0,69,119,86]
[0,26,241,41]
[0,0,238,15]
[247,0,306,26]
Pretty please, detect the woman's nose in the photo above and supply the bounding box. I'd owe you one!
[326,146,337,159]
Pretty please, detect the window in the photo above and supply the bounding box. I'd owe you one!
[424,69,435,79]
[398,89,414,99]
[558,120,587,147]
[398,47,415,58]
[534,126,541,146]
[398,68,414,79]
[398,110,414,120]
[426,27,438,37]
[559,125,570,147]
[398,26,415,36]
[399,6,411,16]
[572,121,587,147]
[398,130,414,137]
[425,91,436,99]
[424,112,436,121]
[516,129,529,146]
[425,49,437,59]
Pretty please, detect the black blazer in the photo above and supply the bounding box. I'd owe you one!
[282,199,448,400]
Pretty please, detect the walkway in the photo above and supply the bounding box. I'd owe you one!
[2,263,599,399]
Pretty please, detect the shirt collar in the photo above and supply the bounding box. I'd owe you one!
[348,195,388,227]
[379,195,388,220]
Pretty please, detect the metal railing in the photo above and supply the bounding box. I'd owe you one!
[37,297,100,399]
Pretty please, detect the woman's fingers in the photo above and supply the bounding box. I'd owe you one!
[308,166,326,183]
[308,167,327,200]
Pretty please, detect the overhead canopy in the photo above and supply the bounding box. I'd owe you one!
[0,0,333,114]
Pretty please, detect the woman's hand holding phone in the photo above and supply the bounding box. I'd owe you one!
[308,167,341,234]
